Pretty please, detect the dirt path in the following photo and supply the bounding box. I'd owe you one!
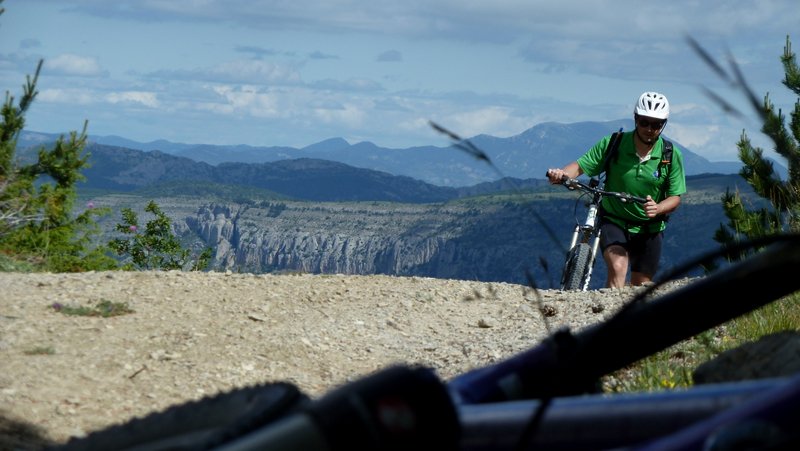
[0,271,683,449]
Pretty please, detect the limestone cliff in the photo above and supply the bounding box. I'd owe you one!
[183,200,552,284]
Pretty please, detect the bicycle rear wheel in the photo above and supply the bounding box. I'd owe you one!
[561,243,592,291]
[49,382,308,451]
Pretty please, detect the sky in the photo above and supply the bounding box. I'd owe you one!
[1,0,799,163]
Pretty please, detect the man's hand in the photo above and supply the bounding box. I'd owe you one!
[546,162,582,184]
[546,169,566,184]
[644,195,660,218]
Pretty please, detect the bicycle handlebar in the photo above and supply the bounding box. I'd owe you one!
[559,175,648,204]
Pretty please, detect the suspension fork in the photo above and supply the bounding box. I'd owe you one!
[579,202,603,290]
[586,200,602,257]
[569,194,602,249]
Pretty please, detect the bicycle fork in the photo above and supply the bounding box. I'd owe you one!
[583,205,602,290]
[566,201,603,291]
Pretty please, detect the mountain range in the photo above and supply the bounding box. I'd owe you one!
[19,119,759,189]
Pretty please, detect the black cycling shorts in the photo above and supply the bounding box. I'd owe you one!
[599,219,663,277]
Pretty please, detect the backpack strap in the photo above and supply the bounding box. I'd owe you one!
[659,139,673,200]
[601,128,624,179]
[661,139,673,165]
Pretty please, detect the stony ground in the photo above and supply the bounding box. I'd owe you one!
[0,271,690,450]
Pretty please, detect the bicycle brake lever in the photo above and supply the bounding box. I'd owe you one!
[618,193,648,204]
[563,177,578,190]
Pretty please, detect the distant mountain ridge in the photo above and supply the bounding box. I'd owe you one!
[19,119,755,187]
[13,123,762,287]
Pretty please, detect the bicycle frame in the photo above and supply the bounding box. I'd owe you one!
[561,178,604,291]
[558,177,647,291]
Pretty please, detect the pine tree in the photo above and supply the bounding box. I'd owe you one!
[713,36,800,258]
[0,2,116,271]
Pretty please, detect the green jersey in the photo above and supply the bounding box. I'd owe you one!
[577,131,686,234]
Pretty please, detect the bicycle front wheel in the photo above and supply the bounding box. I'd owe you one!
[49,382,308,451]
[561,242,592,291]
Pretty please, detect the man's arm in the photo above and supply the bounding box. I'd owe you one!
[546,162,583,184]
[644,194,681,218]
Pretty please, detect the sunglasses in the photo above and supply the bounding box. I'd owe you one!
[637,118,666,130]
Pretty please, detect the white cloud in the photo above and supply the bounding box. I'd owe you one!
[29,86,160,112]
[312,78,383,92]
[202,83,375,128]
[37,88,95,104]
[205,85,282,117]
[212,60,303,84]
[105,91,160,108]
[46,54,106,77]
[443,106,531,138]
[146,59,303,86]
[313,102,367,127]
[667,123,717,148]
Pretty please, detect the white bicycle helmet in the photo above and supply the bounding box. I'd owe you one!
[634,92,670,119]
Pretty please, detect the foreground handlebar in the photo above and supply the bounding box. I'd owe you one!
[448,238,800,404]
[218,366,459,451]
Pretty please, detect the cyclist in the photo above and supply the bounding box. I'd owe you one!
[546,91,687,288]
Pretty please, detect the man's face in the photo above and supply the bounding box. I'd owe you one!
[635,115,665,144]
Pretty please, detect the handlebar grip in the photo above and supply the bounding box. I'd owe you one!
[544,170,570,183]
[219,366,459,451]
[305,365,458,450]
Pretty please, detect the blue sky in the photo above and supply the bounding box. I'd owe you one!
[1,0,798,163]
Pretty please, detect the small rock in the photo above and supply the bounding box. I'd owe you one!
[149,350,179,361]
[540,304,558,317]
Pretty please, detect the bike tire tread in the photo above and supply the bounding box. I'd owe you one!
[48,381,308,451]
[562,243,592,291]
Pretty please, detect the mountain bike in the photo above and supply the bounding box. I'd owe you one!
[555,175,647,291]
[48,234,800,450]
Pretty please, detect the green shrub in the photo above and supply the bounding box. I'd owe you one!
[108,200,212,271]
[51,299,135,317]
[24,346,56,356]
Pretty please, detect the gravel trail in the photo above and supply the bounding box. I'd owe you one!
[0,270,686,448]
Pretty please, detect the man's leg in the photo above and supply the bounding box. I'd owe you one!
[600,220,630,288]
[603,244,629,288]
[629,232,663,286]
